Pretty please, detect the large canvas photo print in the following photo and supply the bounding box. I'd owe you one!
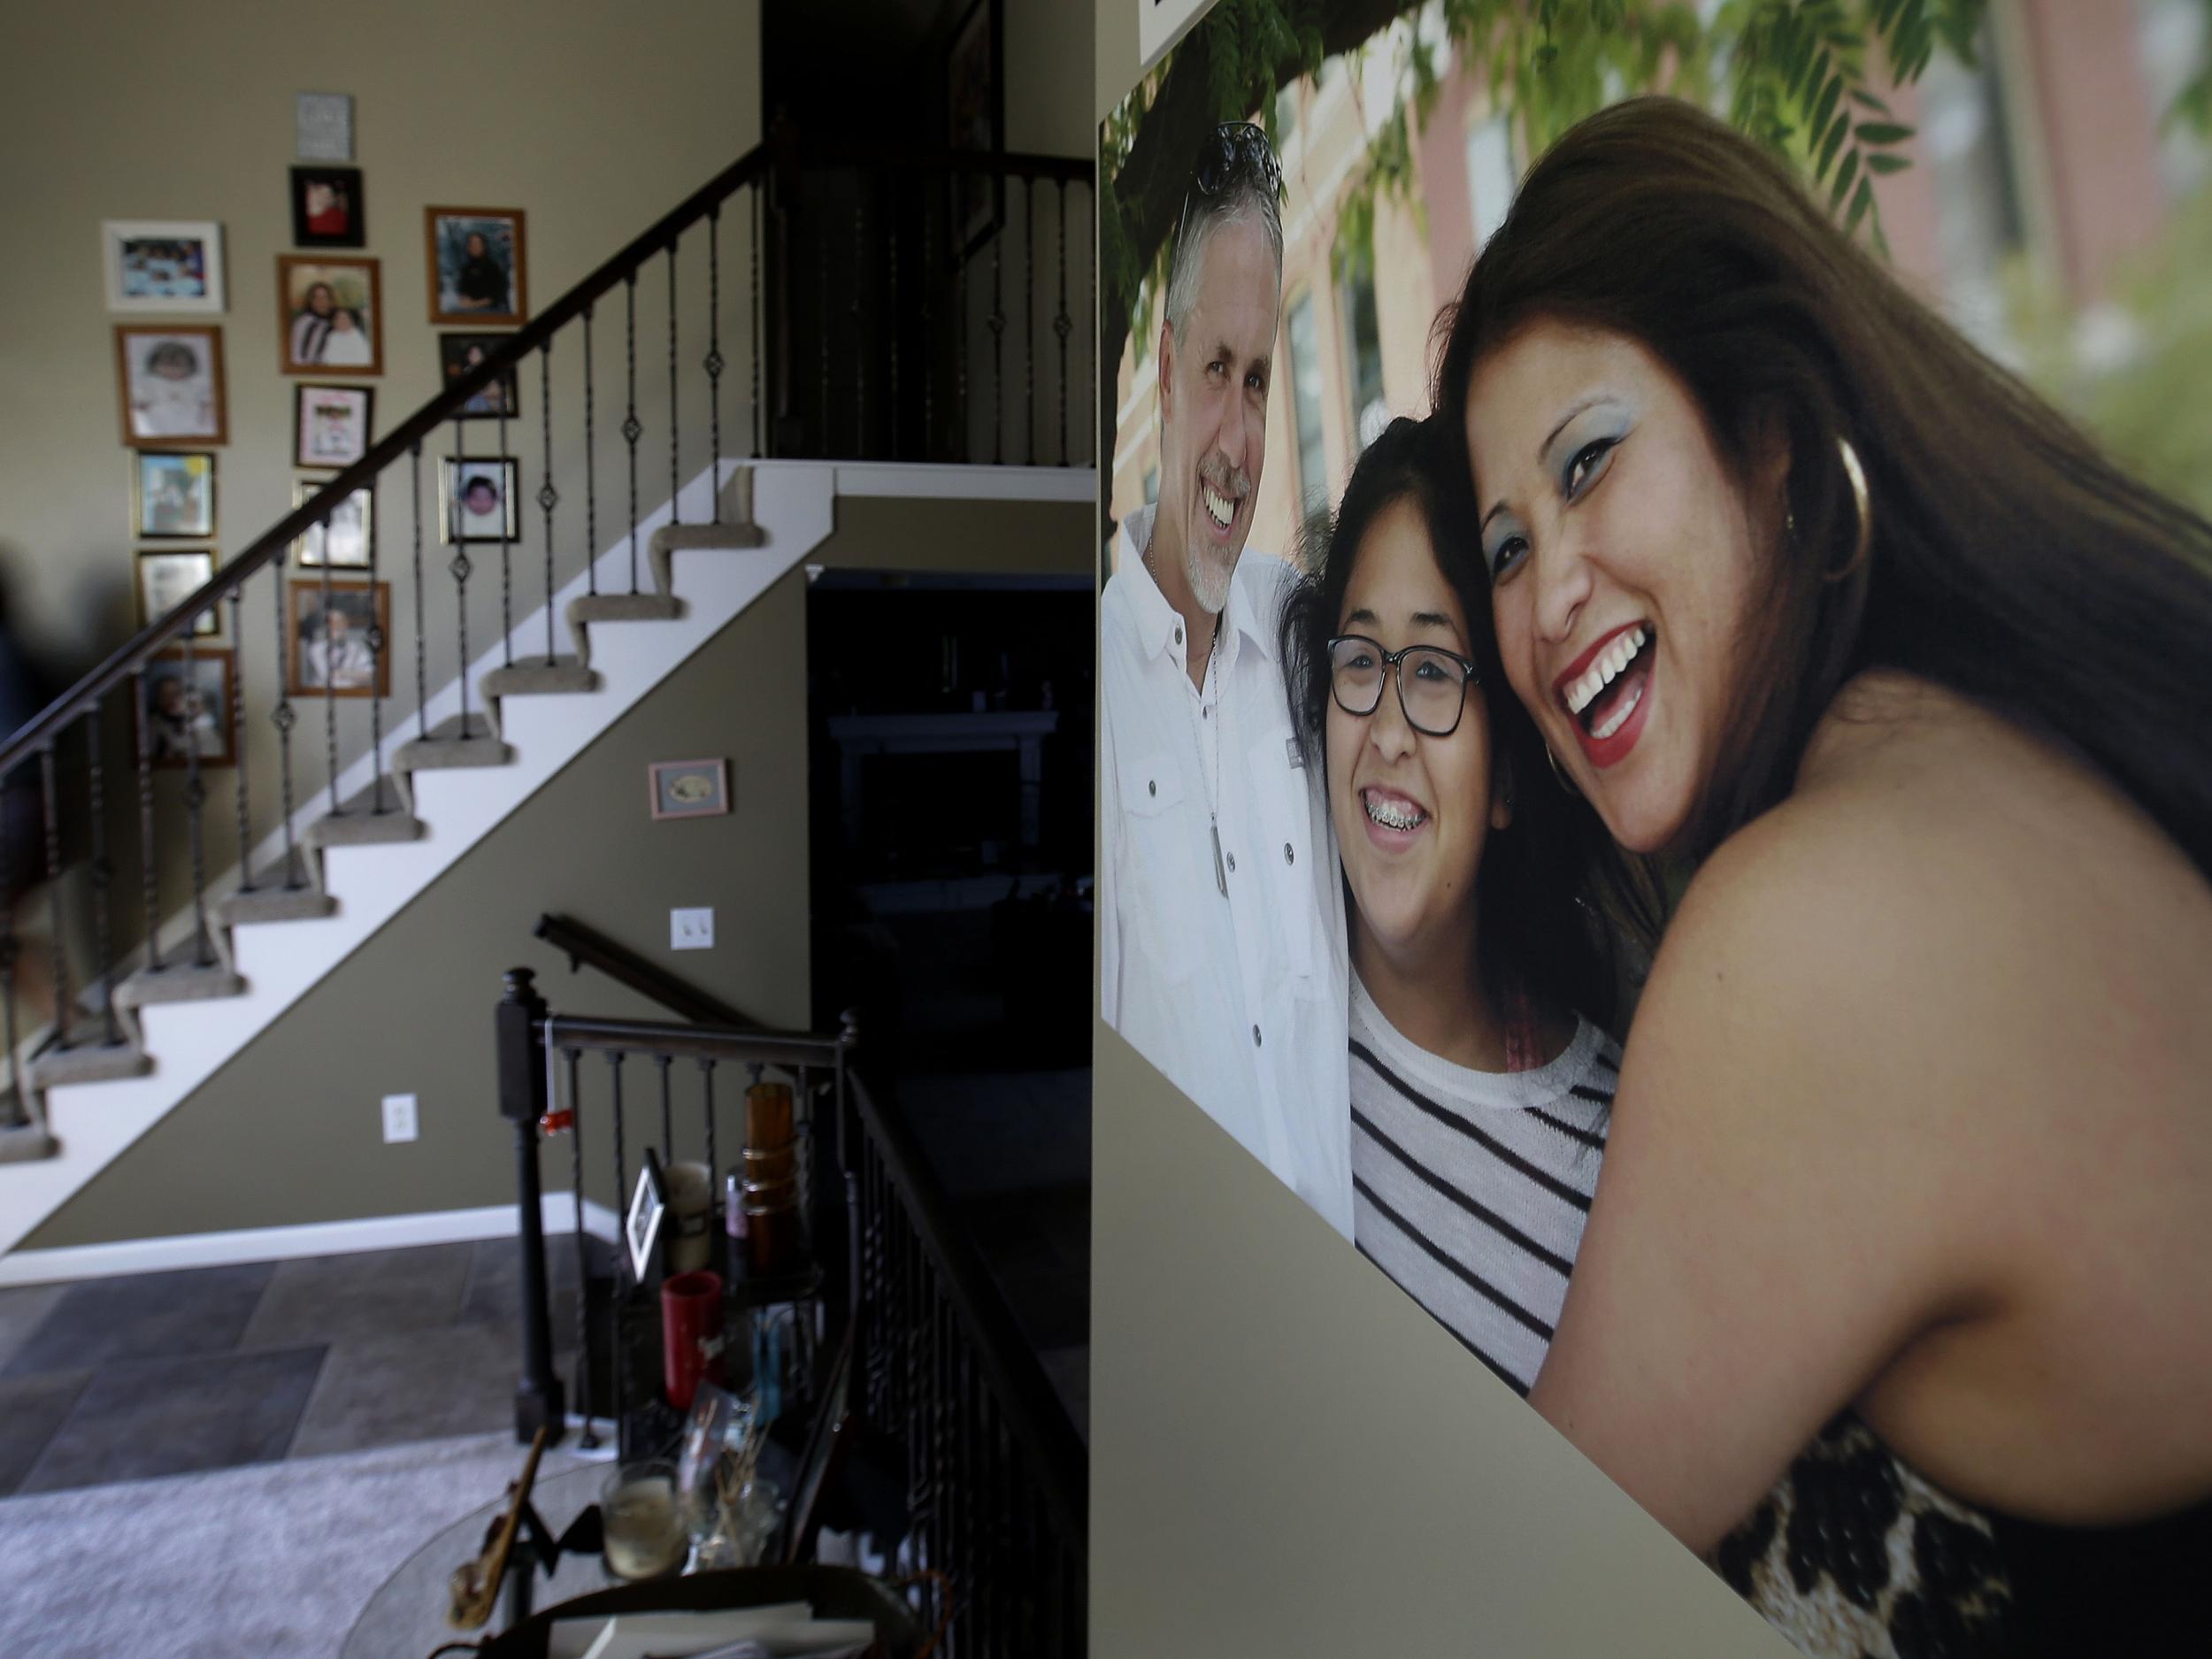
[1098,5,2212,1656]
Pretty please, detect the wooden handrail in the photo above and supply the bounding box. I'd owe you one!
[533,911,761,1030]
[0,142,1094,780]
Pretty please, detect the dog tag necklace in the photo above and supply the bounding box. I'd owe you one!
[1146,534,1229,898]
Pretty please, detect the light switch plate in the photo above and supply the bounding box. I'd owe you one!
[671,907,714,950]
[381,1093,419,1143]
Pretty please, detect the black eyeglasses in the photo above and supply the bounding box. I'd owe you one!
[1174,122,1284,265]
[1327,635,1480,738]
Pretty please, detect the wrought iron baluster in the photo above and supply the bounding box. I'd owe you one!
[854,194,866,457]
[451,415,474,732]
[888,175,900,459]
[625,273,641,593]
[230,588,250,888]
[818,219,830,457]
[564,1047,599,1448]
[584,305,599,595]
[87,704,116,1044]
[1025,178,1035,468]
[496,397,511,670]
[0,780,20,1128]
[608,1050,627,1224]
[40,744,65,1044]
[269,550,304,889]
[411,446,429,741]
[366,479,388,815]
[991,213,1005,465]
[538,341,558,662]
[750,183,762,459]
[1056,180,1071,467]
[706,207,724,519]
[181,635,211,964]
[921,206,935,460]
[700,1059,718,1231]
[657,1052,672,1164]
[956,242,969,465]
[667,234,681,526]
[319,536,339,813]
[127,680,154,986]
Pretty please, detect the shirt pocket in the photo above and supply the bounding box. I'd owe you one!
[1240,722,1321,995]
[1117,749,1199,986]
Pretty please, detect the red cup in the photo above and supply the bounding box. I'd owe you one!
[659,1270,724,1411]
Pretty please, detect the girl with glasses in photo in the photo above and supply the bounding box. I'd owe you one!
[1435,96,2212,1656]
[1280,416,1632,1398]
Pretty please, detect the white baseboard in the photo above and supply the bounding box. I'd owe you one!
[0,1196,624,1287]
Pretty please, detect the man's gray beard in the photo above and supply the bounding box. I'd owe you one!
[1186,538,1235,615]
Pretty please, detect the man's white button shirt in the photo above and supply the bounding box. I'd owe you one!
[1098,503,1353,1240]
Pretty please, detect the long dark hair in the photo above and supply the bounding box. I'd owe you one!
[1433,96,2212,900]
[1281,415,1626,1033]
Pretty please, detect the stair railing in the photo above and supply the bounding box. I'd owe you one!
[0,140,1095,1153]
[495,965,1085,1657]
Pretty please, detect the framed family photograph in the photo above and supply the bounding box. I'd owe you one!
[289,165,365,249]
[286,577,390,697]
[103,220,225,314]
[440,456,520,543]
[425,207,527,326]
[437,334,520,418]
[134,451,216,540]
[136,549,221,637]
[139,649,237,769]
[292,480,373,567]
[648,758,731,820]
[114,325,227,448]
[277,254,381,375]
[295,384,373,469]
[944,0,1005,264]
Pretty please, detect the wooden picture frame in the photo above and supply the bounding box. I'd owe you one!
[289,165,365,249]
[648,758,731,820]
[440,456,521,543]
[291,480,373,568]
[294,384,374,470]
[133,451,217,541]
[103,220,225,315]
[276,254,383,376]
[437,334,521,419]
[135,549,221,638]
[284,576,391,698]
[139,648,237,769]
[114,325,227,448]
[425,207,528,326]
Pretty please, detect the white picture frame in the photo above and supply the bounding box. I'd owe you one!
[626,1148,669,1282]
[103,220,226,315]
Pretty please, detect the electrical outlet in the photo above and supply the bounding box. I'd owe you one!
[381,1093,419,1143]
[671,907,714,950]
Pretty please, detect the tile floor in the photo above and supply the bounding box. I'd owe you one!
[0,1235,590,1497]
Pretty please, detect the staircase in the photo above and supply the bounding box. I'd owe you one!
[0,135,1094,1257]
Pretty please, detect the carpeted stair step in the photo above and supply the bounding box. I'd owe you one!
[392,713,514,779]
[0,1116,56,1163]
[304,784,425,849]
[480,655,599,701]
[220,870,335,926]
[27,1038,152,1091]
[117,944,244,1010]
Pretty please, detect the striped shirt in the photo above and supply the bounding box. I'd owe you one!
[1348,973,1620,1395]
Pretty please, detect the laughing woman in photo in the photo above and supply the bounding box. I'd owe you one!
[1434,97,2212,1657]
[1280,416,1629,1396]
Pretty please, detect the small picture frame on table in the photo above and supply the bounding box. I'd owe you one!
[648,758,731,821]
[628,1148,670,1283]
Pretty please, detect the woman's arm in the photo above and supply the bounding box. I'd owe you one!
[1527,795,2007,1555]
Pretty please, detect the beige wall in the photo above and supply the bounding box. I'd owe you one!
[28,494,1093,1248]
[1093,5,1791,1653]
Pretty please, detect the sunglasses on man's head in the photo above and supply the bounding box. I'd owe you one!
[1174,122,1284,264]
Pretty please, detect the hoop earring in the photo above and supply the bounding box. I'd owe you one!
[1824,436,1872,583]
[1545,744,1579,797]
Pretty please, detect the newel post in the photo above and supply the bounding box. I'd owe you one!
[497,966,565,1444]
